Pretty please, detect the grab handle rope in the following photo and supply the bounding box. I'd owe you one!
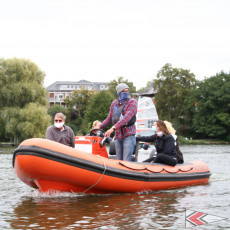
[82,156,107,193]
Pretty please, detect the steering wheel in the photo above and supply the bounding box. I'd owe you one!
[89,128,105,137]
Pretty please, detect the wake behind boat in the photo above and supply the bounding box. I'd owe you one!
[13,138,211,194]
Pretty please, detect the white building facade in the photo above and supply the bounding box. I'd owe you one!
[46,80,109,107]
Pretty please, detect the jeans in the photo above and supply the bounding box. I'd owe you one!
[115,135,136,161]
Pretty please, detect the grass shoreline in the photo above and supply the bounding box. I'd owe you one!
[178,137,230,145]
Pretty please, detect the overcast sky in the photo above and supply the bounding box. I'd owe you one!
[1,0,230,90]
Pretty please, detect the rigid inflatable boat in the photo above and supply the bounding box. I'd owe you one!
[13,138,211,194]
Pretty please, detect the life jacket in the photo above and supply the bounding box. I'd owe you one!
[112,98,136,126]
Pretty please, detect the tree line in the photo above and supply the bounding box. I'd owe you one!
[0,58,229,143]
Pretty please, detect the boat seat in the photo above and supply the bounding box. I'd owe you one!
[109,141,116,155]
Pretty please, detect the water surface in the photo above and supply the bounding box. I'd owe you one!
[1,145,229,229]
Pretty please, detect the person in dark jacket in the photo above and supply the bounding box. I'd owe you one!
[136,120,178,166]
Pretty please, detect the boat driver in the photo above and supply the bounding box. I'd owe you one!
[100,83,137,161]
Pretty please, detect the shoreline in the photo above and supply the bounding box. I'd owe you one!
[0,142,16,147]
[1,139,230,147]
[178,138,230,145]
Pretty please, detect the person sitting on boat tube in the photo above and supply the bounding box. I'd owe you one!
[136,120,178,166]
[164,120,184,164]
[46,112,75,148]
[100,83,137,161]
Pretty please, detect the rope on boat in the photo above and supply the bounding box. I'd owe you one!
[82,155,107,193]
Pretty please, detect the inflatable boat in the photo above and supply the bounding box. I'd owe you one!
[13,137,211,194]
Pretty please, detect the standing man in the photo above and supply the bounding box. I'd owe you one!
[46,112,75,148]
[100,83,137,161]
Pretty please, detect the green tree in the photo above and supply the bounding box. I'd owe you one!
[47,104,67,121]
[2,103,50,141]
[83,90,114,133]
[0,58,50,143]
[107,76,136,98]
[64,89,96,134]
[0,117,8,141]
[192,71,230,140]
[154,63,197,125]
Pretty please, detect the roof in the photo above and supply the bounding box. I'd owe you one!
[138,87,158,97]
[46,80,109,91]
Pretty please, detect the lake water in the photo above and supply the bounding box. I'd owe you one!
[1,145,230,229]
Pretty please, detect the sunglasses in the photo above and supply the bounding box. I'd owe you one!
[55,120,63,122]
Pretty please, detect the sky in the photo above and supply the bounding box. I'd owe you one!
[1,0,230,90]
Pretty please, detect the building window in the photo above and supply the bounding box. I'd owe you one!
[55,94,64,100]
[49,93,54,98]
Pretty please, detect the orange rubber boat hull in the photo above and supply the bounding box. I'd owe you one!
[13,138,211,194]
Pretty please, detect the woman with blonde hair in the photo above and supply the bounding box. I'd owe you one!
[92,120,101,129]
[87,120,112,143]
[164,121,184,164]
[86,120,102,136]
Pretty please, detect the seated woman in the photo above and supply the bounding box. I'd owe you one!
[136,120,178,166]
[87,120,112,143]
[164,120,184,164]
[87,120,102,136]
